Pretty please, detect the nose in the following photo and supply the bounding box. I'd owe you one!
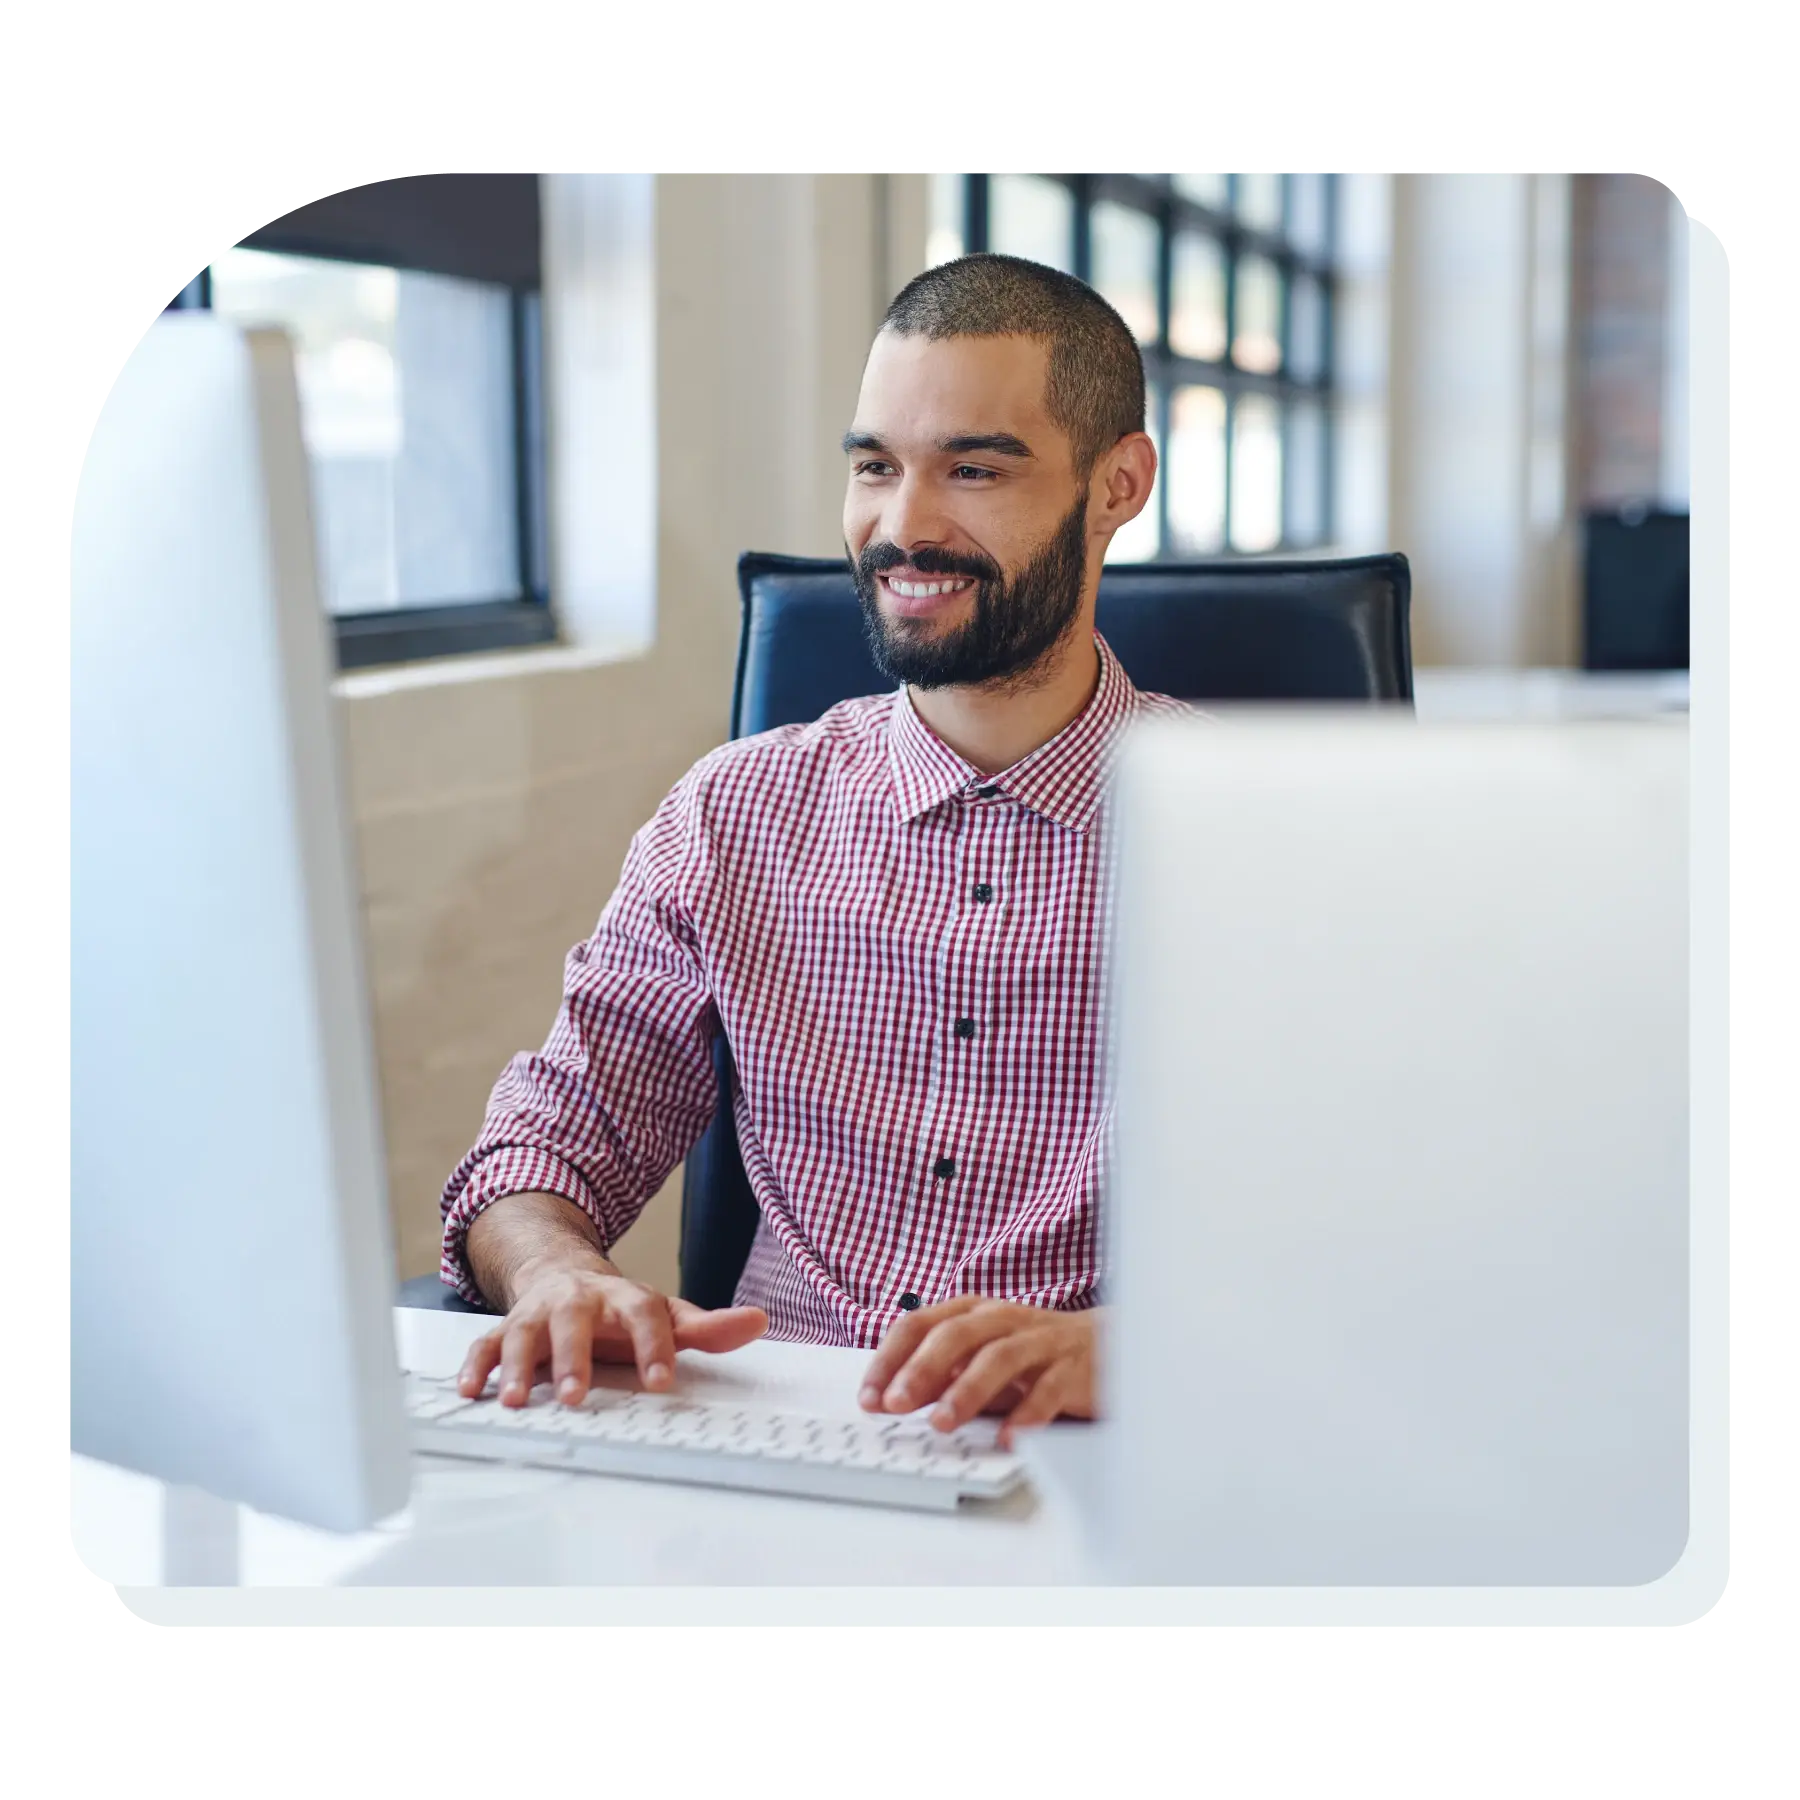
[877,469,954,558]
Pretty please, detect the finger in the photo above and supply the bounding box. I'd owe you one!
[929,1332,1053,1433]
[615,1290,679,1391]
[667,1301,770,1354]
[497,1315,550,1406]
[936,1342,1026,1403]
[973,1377,1029,1417]
[858,1295,985,1408]
[997,1361,1079,1450]
[548,1303,596,1406]
[881,1308,1018,1412]
[458,1328,506,1398]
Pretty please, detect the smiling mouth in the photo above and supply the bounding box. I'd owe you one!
[881,574,976,600]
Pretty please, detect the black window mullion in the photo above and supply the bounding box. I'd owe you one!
[964,174,990,253]
[1070,175,1093,280]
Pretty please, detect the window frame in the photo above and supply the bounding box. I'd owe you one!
[959,172,1339,556]
[170,244,555,672]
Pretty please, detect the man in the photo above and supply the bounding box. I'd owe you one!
[442,252,1178,1446]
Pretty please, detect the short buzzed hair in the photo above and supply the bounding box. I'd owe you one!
[880,253,1146,478]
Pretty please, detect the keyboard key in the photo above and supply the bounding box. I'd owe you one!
[408,1392,474,1422]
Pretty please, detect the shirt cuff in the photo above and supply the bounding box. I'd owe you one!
[438,1145,611,1307]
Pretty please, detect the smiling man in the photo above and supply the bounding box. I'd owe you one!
[440,252,1178,1445]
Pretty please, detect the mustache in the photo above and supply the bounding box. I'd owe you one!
[854,541,1001,585]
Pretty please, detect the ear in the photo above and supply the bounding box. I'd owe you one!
[1091,431,1158,541]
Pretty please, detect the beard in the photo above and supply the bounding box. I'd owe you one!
[848,488,1090,692]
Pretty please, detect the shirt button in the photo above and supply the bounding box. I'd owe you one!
[953,1017,977,1039]
[898,1293,922,1312]
[976,784,999,799]
[972,883,994,904]
[933,1156,957,1180]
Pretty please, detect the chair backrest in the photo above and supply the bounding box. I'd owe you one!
[679,550,1414,1306]
[733,551,1412,737]
[1582,507,1688,672]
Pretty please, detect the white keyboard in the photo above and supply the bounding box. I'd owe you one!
[403,1373,1028,1513]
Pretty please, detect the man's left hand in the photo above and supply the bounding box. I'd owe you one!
[858,1297,1099,1447]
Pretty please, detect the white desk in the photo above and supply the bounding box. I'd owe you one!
[1410,666,1689,722]
[71,1307,1100,1589]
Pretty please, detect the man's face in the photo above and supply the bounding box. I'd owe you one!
[842,331,1093,690]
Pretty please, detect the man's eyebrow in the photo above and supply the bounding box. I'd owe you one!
[938,432,1035,460]
[839,430,1038,460]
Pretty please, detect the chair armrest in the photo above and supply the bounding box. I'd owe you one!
[397,1273,496,1315]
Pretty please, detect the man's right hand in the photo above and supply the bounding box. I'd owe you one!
[456,1262,769,1409]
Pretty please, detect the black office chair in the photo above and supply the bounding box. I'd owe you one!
[398,1270,492,1312]
[675,550,1415,1308]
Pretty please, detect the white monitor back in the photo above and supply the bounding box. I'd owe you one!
[1105,716,1688,1585]
[71,315,410,1532]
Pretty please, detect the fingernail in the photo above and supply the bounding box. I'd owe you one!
[504,1381,524,1402]
[886,1382,912,1408]
[931,1405,954,1430]
[858,1385,880,1409]
[559,1378,579,1402]
[646,1362,669,1387]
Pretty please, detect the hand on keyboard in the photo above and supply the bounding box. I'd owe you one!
[858,1298,1100,1447]
[457,1264,769,1410]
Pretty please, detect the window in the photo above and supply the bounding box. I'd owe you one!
[168,176,553,670]
[934,174,1339,559]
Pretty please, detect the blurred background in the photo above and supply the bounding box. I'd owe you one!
[161,171,1691,1291]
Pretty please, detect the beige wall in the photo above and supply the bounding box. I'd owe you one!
[1386,174,1581,669]
[336,174,929,1289]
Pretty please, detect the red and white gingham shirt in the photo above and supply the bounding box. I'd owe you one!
[440,631,1186,1346]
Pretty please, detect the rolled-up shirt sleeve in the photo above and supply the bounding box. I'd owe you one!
[438,765,723,1303]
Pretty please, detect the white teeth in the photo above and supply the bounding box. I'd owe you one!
[888,577,969,599]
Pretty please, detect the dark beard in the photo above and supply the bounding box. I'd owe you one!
[847,489,1090,692]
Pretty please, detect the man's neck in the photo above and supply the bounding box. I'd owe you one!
[906,622,1102,777]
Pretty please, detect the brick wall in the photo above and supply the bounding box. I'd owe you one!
[1571,174,1673,508]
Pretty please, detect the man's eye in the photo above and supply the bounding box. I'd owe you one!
[854,461,894,477]
[951,465,998,481]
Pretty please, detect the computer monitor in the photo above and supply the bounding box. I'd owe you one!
[71,314,411,1533]
[1096,712,1688,1585]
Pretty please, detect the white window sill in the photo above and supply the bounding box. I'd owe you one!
[332,633,652,700]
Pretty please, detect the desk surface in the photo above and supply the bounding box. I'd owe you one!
[1409,666,1689,721]
[73,1308,1099,1588]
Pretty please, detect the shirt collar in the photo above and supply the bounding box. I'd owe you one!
[885,632,1141,835]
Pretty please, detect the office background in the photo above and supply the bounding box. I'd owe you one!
[169,172,1689,1291]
